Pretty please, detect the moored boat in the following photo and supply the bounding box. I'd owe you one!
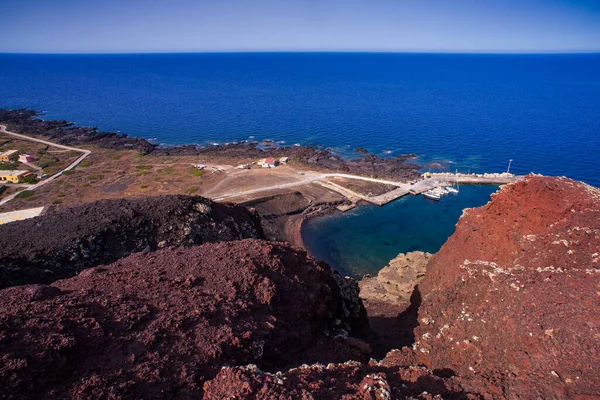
[423,190,441,200]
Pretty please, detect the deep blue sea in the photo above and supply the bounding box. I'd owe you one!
[1,53,599,273]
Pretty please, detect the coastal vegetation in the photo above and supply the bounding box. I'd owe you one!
[15,190,33,199]
[186,166,204,176]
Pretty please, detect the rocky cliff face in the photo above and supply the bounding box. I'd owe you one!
[0,240,369,399]
[414,176,600,398]
[0,195,264,288]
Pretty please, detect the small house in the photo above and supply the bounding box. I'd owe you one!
[0,170,31,183]
[18,154,36,163]
[0,150,19,162]
[279,157,289,165]
[263,157,279,168]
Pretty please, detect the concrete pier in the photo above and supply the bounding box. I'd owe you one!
[327,172,524,208]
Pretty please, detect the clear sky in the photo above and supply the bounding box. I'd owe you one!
[1,0,599,53]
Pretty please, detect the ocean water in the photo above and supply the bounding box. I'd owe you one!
[1,53,599,273]
[302,185,499,276]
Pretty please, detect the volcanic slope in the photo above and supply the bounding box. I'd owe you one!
[0,195,263,288]
[0,240,371,399]
[413,176,600,399]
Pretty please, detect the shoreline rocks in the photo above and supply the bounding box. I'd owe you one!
[360,251,432,305]
[0,109,421,181]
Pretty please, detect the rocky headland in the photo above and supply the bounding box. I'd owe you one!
[412,175,600,398]
[0,175,599,399]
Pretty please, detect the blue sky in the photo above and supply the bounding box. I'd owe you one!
[1,0,599,53]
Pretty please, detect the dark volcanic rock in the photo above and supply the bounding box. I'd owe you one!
[413,176,600,399]
[0,240,369,399]
[0,195,264,288]
[1,109,420,181]
[0,109,156,153]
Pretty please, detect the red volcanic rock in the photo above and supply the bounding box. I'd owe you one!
[203,357,476,399]
[414,176,600,399]
[0,240,368,399]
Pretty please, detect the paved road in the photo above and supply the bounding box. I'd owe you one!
[212,172,409,201]
[0,125,91,207]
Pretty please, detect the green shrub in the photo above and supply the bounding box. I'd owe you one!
[88,174,103,180]
[0,163,17,170]
[140,185,148,189]
[136,170,151,176]
[185,187,198,194]
[79,161,91,167]
[62,170,75,175]
[15,190,34,199]
[57,193,66,198]
[186,167,205,177]
[159,167,174,174]
[82,183,90,187]
[135,165,153,170]
[53,199,63,204]
[21,175,38,184]
[37,154,59,169]
[25,196,38,201]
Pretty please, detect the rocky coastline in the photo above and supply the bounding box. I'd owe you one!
[0,109,421,181]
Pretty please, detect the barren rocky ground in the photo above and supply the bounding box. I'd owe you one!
[414,176,600,398]
[0,240,369,399]
[0,195,264,288]
[1,175,599,399]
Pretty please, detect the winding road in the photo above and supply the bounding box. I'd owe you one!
[0,125,91,206]
[212,172,410,201]
[212,171,522,203]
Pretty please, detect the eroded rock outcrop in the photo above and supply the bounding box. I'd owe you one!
[0,240,369,399]
[360,251,432,305]
[0,195,264,288]
[413,176,600,399]
[358,252,432,355]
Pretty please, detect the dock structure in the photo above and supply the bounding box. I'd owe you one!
[408,173,521,196]
[320,172,523,208]
[211,170,524,207]
[366,187,410,205]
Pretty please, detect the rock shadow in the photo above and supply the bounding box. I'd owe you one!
[395,285,422,346]
[366,285,422,358]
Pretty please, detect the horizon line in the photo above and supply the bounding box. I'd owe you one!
[1,49,600,56]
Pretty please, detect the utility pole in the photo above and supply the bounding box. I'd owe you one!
[507,159,513,174]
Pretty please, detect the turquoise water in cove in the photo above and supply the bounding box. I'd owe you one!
[1,53,599,273]
[302,185,499,276]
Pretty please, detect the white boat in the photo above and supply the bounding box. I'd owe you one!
[445,186,459,194]
[423,190,441,201]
